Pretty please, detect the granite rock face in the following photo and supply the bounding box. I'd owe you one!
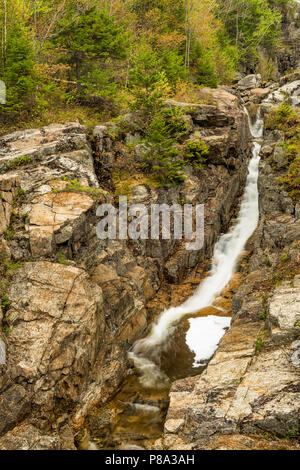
[157,88,300,451]
[0,174,21,235]
[0,88,253,449]
[261,80,300,113]
[237,74,262,91]
[27,190,95,258]
[0,123,99,187]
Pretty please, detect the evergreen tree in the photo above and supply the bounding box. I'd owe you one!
[55,7,130,97]
[215,0,282,68]
[0,25,37,115]
[129,43,170,118]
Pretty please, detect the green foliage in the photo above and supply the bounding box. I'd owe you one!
[1,292,9,310]
[128,43,189,185]
[269,106,300,201]
[280,252,289,262]
[160,106,190,136]
[59,179,104,198]
[129,43,170,118]
[215,0,282,68]
[276,103,296,122]
[0,25,37,115]
[129,0,185,33]
[213,33,239,83]
[160,50,187,87]
[3,261,21,271]
[255,334,265,353]
[1,155,32,173]
[0,0,292,136]
[190,43,218,87]
[284,426,299,440]
[256,53,278,81]
[184,139,209,169]
[56,7,129,100]
[141,109,186,185]
[266,103,296,131]
[57,253,67,265]
[278,157,300,200]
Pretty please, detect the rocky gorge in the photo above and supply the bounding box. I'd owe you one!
[0,70,299,451]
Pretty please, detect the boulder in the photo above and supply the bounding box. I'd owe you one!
[0,123,99,191]
[5,262,104,413]
[26,191,95,257]
[238,74,262,91]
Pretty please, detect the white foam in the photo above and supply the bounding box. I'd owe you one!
[186,315,231,367]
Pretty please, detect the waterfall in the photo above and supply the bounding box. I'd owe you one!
[129,108,263,389]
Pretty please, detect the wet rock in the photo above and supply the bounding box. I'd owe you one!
[261,145,273,157]
[161,313,300,449]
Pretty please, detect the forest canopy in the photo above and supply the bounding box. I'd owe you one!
[0,0,295,124]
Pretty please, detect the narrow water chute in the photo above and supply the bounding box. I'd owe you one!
[129,109,263,387]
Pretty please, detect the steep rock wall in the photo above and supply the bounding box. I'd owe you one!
[0,89,252,449]
[158,83,300,451]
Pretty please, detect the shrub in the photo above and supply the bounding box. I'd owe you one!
[278,157,300,200]
[57,253,67,265]
[129,44,170,119]
[141,113,185,185]
[160,50,187,87]
[0,26,37,116]
[276,103,296,122]
[184,140,209,169]
[256,53,278,81]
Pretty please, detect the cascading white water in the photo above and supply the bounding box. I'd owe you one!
[246,107,264,138]
[129,108,263,388]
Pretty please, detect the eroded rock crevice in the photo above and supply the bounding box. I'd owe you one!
[158,76,300,451]
[0,88,255,449]
[0,77,299,450]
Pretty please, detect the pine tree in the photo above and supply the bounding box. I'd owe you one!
[56,6,129,96]
[1,25,37,116]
